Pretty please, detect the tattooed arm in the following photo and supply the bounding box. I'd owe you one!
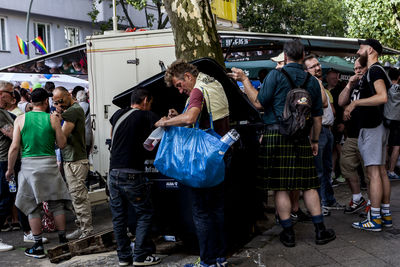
[0,123,14,139]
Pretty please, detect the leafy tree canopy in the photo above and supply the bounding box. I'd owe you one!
[237,0,347,37]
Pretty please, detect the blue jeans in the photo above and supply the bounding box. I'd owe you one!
[191,182,226,265]
[314,127,336,206]
[108,170,155,262]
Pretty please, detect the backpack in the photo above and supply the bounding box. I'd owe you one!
[273,69,313,137]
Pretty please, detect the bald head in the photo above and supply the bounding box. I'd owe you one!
[52,86,73,111]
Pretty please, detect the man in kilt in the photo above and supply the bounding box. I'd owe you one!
[229,40,335,247]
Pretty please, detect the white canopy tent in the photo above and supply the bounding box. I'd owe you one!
[0,73,88,90]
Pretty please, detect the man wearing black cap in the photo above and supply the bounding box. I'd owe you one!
[344,38,392,232]
[6,88,71,258]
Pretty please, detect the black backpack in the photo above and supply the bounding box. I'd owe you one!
[273,69,313,137]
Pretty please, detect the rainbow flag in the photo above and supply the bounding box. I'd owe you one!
[16,35,28,55]
[31,36,48,55]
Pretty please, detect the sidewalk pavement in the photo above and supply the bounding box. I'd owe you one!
[2,181,400,266]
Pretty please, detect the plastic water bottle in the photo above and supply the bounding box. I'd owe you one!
[220,129,240,147]
[8,175,16,193]
[143,127,165,151]
[219,129,240,154]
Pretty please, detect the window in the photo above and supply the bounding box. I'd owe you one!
[0,17,7,51]
[33,22,51,53]
[65,26,80,47]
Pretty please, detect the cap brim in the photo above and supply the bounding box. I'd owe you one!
[358,39,367,45]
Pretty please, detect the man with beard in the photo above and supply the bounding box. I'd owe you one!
[304,55,344,215]
[338,58,369,214]
[344,39,391,231]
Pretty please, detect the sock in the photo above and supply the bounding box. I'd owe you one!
[367,199,371,206]
[352,193,362,203]
[311,214,324,224]
[371,207,380,217]
[280,218,292,229]
[33,233,43,246]
[381,203,390,214]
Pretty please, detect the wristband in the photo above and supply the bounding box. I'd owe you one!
[311,139,319,144]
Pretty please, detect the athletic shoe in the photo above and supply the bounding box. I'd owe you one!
[119,259,132,266]
[344,197,367,214]
[133,255,161,266]
[335,176,346,183]
[291,209,312,222]
[66,229,81,240]
[359,205,371,218]
[323,202,345,210]
[388,171,400,180]
[322,206,331,217]
[0,239,14,252]
[25,244,46,259]
[216,257,228,267]
[1,223,11,232]
[184,258,216,267]
[11,222,21,231]
[352,212,382,232]
[24,232,49,244]
[382,212,393,227]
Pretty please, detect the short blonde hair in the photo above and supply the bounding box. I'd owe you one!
[164,59,199,87]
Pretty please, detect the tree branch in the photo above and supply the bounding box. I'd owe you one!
[119,0,135,28]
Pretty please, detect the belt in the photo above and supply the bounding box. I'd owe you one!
[111,169,145,180]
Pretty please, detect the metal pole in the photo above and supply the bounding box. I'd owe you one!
[26,0,34,59]
[112,0,118,31]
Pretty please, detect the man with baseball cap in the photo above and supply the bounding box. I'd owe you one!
[344,38,392,231]
[7,88,71,258]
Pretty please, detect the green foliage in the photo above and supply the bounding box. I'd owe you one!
[345,0,400,62]
[237,0,347,37]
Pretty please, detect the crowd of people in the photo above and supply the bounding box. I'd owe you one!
[0,81,93,259]
[0,37,398,267]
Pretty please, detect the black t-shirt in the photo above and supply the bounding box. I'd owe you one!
[109,108,159,171]
[330,84,345,125]
[354,63,391,129]
[346,83,362,138]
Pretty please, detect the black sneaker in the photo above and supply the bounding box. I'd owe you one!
[25,244,46,259]
[291,209,312,223]
[133,255,161,266]
[11,222,21,231]
[344,197,367,214]
[1,223,11,232]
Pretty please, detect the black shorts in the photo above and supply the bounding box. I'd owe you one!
[388,120,400,146]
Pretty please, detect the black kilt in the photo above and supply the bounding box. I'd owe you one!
[257,129,320,193]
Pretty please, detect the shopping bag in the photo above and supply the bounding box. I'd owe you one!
[154,126,226,188]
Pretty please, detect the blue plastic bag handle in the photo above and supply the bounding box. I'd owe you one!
[182,86,214,130]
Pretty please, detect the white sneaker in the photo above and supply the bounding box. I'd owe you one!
[66,229,82,240]
[0,239,14,252]
[24,232,49,244]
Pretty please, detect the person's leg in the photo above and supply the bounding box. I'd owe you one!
[322,129,337,207]
[389,146,399,173]
[0,161,13,229]
[129,176,156,263]
[275,190,295,247]
[108,170,132,263]
[367,166,382,209]
[290,191,300,212]
[191,187,216,264]
[341,138,361,194]
[314,129,327,205]
[25,207,46,258]
[208,183,226,261]
[64,160,93,236]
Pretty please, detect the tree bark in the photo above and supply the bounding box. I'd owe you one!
[120,0,136,28]
[163,0,224,66]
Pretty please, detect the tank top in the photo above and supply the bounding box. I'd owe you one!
[21,111,56,158]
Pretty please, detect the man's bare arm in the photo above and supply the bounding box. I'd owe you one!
[155,107,201,127]
[6,117,22,180]
[62,121,75,139]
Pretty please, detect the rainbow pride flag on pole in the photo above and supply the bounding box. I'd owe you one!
[16,35,28,55]
[31,36,48,55]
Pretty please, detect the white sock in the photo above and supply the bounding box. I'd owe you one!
[371,207,380,217]
[381,203,390,214]
[352,193,362,203]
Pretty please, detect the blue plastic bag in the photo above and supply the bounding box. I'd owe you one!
[154,126,226,188]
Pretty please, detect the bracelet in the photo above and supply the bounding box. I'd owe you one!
[311,139,319,143]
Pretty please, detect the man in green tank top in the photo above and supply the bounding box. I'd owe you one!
[52,86,92,240]
[6,88,71,259]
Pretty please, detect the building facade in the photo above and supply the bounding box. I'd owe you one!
[0,0,159,68]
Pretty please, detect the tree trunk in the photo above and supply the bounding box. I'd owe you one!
[163,0,224,66]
